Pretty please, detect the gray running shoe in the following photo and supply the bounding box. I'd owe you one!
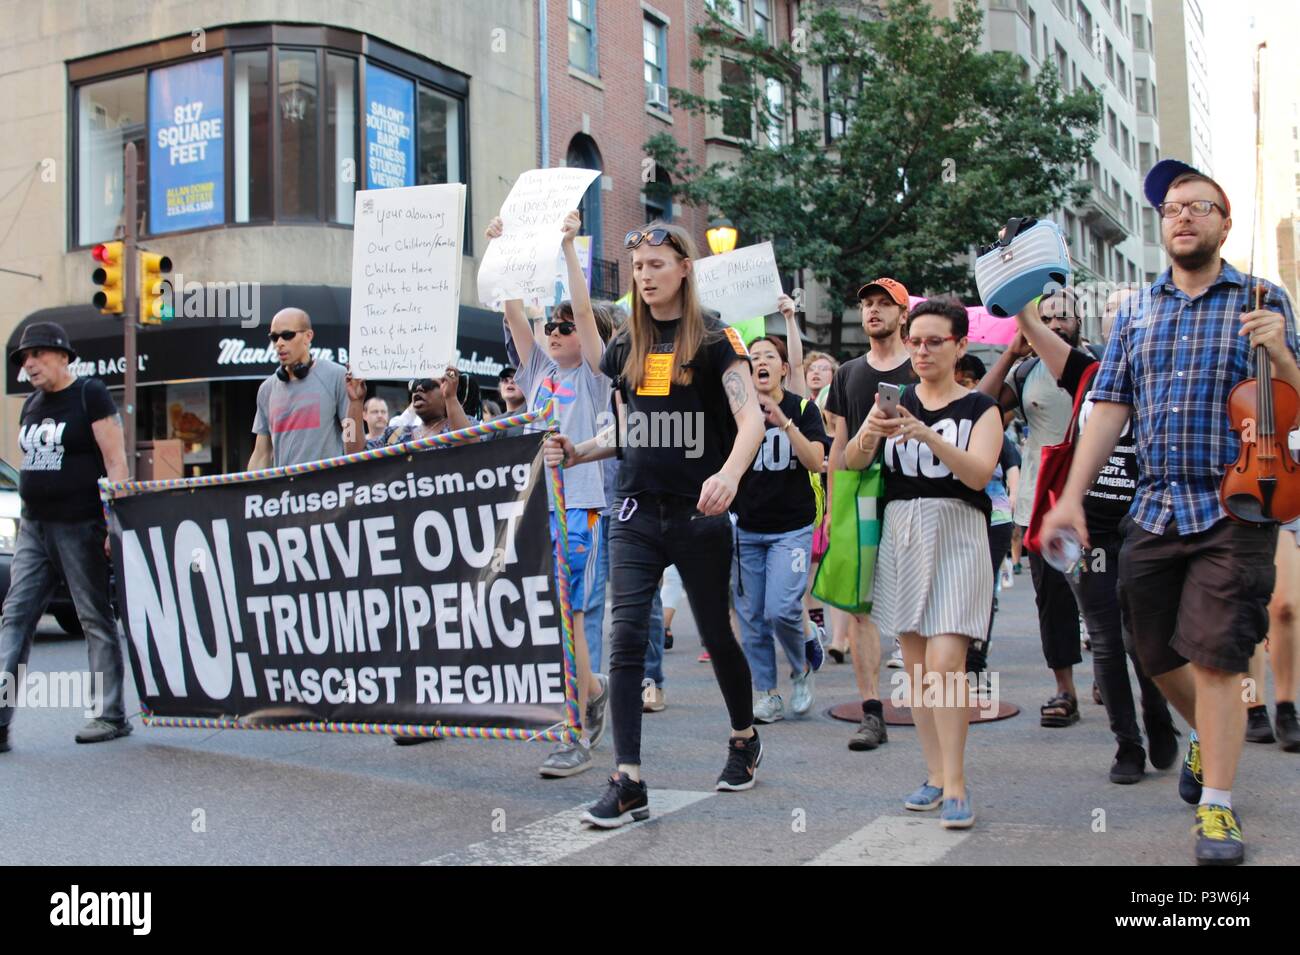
[539,740,594,778]
[790,668,814,716]
[848,711,888,751]
[75,719,133,744]
[753,693,785,724]
[585,674,609,748]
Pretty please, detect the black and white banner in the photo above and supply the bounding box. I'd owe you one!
[108,434,568,729]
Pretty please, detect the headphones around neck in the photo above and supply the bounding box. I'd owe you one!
[276,358,314,382]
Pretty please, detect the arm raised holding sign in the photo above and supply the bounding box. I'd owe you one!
[559,210,605,375]
[778,293,806,397]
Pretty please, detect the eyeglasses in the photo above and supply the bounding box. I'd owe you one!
[904,335,959,351]
[544,321,576,336]
[624,228,686,255]
[409,378,437,396]
[268,330,304,343]
[1157,200,1225,219]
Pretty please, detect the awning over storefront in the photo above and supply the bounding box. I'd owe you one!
[5,285,511,395]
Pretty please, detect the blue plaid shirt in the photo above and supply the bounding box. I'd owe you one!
[1091,261,1299,535]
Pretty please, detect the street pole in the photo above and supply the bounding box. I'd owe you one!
[123,141,138,479]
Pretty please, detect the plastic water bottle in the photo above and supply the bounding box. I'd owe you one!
[1043,528,1084,577]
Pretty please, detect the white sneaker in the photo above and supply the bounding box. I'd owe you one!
[753,693,785,724]
[1000,558,1014,589]
[641,678,666,713]
[790,668,814,716]
[886,643,904,669]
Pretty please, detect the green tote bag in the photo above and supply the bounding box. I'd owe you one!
[811,466,884,614]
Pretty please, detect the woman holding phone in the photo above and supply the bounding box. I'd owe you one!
[845,298,1002,829]
[544,221,765,828]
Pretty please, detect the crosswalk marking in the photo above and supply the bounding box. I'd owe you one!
[421,789,716,866]
[805,814,971,866]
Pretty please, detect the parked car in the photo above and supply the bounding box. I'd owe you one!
[0,456,84,636]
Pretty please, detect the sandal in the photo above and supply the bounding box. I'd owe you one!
[827,645,848,664]
[1041,692,1080,727]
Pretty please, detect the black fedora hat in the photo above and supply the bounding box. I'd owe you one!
[10,322,77,366]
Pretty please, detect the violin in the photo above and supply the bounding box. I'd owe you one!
[1220,286,1300,525]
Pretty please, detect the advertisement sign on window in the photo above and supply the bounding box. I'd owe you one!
[364,64,416,189]
[149,58,225,233]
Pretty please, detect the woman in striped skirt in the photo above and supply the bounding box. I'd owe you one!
[845,298,1003,829]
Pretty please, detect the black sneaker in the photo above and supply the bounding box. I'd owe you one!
[1277,707,1300,753]
[1246,706,1275,744]
[580,773,649,829]
[848,712,888,751]
[715,730,762,791]
[1144,712,1180,770]
[1109,742,1146,784]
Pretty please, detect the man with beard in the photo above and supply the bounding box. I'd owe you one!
[978,289,1086,729]
[1041,160,1300,864]
[825,278,917,751]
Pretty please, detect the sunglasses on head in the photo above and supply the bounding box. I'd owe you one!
[268,330,305,343]
[624,228,685,255]
[544,321,576,336]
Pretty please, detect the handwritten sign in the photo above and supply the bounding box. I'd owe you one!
[477,167,600,309]
[553,235,593,305]
[693,242,783,323]
[348,183,466,380]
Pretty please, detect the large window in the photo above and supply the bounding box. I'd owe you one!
[824,63,856,142]
[764,77,785,147]
[644,16,668,112]
[70,27,469,246]
[753,0,773,42]
[278,50,319,220]
[569,0,597,75]
[721,60,752,140]
[77,74,146,245]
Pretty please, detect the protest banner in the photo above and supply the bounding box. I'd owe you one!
[103,415,581,742]
[348,182,466,381]
[693,242,784,323]
[477,167,600,309]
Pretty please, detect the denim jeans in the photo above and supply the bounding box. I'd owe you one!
[0,517,124,727]
[1069,530,1172,747]
[608,493,753,766]
[735,525,813,691]
[586,514,665,683]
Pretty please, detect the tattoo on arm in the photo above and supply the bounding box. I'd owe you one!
[723,368,748,414]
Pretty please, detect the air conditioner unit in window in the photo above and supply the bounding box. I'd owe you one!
[646,82,669,110]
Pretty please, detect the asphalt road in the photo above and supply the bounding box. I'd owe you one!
[2,580,1298,867]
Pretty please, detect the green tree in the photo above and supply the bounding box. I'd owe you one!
[646,0,1100,352]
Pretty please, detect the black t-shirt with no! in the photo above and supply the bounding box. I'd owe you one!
[733,390,831,533]
[18,377,118,523]
[600,314,751,501]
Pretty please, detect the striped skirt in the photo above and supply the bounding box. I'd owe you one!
[872,498,993,641]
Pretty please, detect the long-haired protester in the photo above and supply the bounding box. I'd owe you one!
[1014,291,1177,784]
[846,298,1002,829]
[802,350,840,655]
[487,211,614,780]
[544,221,765,828]
[734,335,830,723]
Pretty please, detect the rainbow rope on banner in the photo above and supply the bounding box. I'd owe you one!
[102,405,581,745]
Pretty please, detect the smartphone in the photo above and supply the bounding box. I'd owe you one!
[877,382,902,417]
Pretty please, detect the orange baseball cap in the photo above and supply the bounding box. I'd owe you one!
[856,277,910,308]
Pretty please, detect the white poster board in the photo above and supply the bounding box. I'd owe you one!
[477,167,600,309]
[348,182,466,381]
[554,235,593,305]
[693,241,784,323]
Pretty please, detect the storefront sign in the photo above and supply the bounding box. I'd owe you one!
[364,64,416,190]
[149,57,225,234]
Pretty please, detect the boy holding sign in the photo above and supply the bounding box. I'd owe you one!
[486,211,612,779]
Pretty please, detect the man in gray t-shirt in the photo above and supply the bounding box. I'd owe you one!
[248,308,366,469]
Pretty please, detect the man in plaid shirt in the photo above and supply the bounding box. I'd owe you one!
[1042,159,1300,866]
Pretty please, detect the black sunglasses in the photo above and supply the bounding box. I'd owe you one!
[268,330,305,343]
[409,378,437,396]
[544,321,576,336]
[624,228,685,255]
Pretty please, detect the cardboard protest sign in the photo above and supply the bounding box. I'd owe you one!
[693,242,784,323]
[348,182,466,380]
[477,167,600,309]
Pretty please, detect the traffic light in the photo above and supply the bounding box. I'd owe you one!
[91,242,125,314]
[139,250,174,325]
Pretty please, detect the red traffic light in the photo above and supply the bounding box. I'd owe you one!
[91,243,117,264]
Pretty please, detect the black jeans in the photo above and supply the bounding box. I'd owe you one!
[969,521,1014,673]
[1066,531,1171,747]
[607,492,753,766]
[1027,537,1082,671]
